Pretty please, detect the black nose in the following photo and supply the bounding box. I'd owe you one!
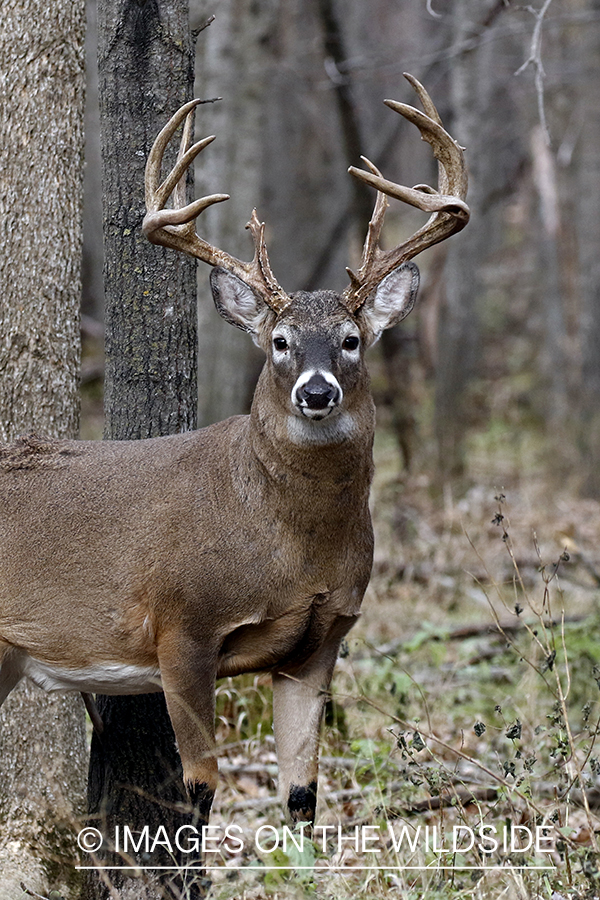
[296,374,338,410]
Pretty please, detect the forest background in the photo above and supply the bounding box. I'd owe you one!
[5,0,600,898]
[77,0,600,489]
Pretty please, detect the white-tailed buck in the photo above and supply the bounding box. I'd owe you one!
[0,75,468,828]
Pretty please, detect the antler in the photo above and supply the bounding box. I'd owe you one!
[143,98,291,314]
[344,73,470,313]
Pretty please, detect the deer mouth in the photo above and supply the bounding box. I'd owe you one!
[292,370,343,420]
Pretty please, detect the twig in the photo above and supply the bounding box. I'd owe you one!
[426,0,442,19]
[80,360,105,385]
[80,313,104,341]
[20,886,55,900]
[515,0,555,145]
[227,780,407,813]
[368,613,589,659]
[463,522,558,695]
[191,14,215,42]
[220,756,356,776]
[223,774,600,817]
[387,786,499,816]
[81,691,104,736]
[561,535,600,586]
[553,613,600,852]
[346,690,569,839]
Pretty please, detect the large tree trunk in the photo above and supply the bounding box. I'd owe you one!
[576,0,600,496]
[85,3,197,899]
[193,0,278,425]
[82,0,104,320]
[531,125,569,429]
[434,0,516,481]
[0,2,87,897]
[433,0,484,481]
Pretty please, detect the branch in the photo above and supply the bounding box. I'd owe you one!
[316,0,373,224]
[426,0,442,19]
[20,886,56,900]
[191,14,215,43]
[515,0,555,145]
[303,0,511,291]
[360,612,589,660]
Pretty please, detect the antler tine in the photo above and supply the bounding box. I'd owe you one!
[173,101,195,211]
[246,210,290,311]
[343,73,470,313]
[157,134,217,214]
[143,99,229,238]
[403,72,442,126]
[144,99,202,209]
[402,72,448,196]
[143,100,291,314]
[346,156,388,292]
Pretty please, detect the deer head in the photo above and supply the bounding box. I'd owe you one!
[143,75,469,446]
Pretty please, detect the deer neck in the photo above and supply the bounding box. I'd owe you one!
[246,368,375,506]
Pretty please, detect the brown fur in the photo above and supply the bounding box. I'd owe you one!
[0,285,390,825]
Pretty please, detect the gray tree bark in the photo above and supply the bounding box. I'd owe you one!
[576,0,600,496]
[192,0,278,425]
[82,0,104,320]
[85,3,198,898]
[433,1,485,481]
[0,2,87,897]
[531,125,569,428]
[100,4,197,442]
[434,0,517,481]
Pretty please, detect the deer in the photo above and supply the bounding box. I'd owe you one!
[0,74,468,831]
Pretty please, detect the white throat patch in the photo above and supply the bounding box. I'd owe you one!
[286,412,356,446]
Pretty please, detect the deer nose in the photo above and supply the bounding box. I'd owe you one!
[296,374,339,410]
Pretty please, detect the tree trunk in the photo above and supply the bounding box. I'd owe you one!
[82,0,105,320]
[0,2,87,897]
[576,0,600,496]
[193,0,278,425]
[434,0,508,482]
[85,3,197,899]
[531,125,569,428]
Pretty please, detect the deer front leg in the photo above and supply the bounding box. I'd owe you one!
[158,637,218,826]
[272,614,358,826]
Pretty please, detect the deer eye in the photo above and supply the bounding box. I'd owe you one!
[273,337,288,352]
[342,335,360,351]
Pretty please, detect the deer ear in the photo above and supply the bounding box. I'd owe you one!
[210,267,267,335]
[359,262,420,343]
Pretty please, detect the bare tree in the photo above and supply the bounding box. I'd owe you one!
[0,1,87,896]
[82,0,104,320]
[531,124,569,427]
[192,0,279,425]
[576,0,600,495]
[85,2,197,898]
[433,0,520,480]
